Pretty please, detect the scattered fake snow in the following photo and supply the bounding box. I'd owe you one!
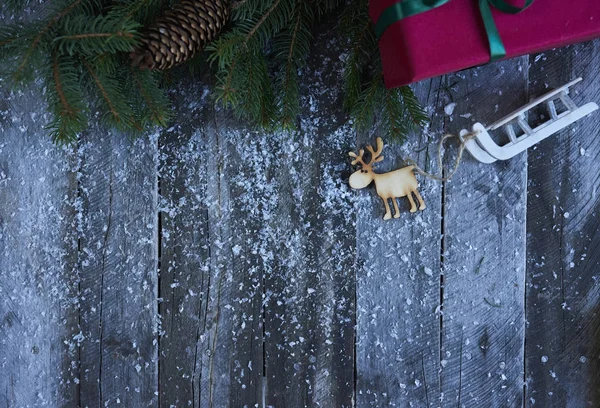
[0,25,596,407]
[444,102,456,116]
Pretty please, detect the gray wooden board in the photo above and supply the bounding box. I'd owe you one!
[158,84,217,407]
[77,131,159,407]
[160,76,288,406]
[262,31,356,407]
[525,42,600,407]
[440,59,528,407]
[203,111,268,407]
[2,17,600,408]
[0,87,79,407]
[355,79,443,407]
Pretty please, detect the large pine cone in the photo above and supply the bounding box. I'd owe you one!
[131,0,228,70]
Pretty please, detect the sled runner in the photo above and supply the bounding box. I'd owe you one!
[460,77,599,163]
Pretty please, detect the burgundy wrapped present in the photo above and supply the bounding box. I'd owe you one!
[370,0,600,88]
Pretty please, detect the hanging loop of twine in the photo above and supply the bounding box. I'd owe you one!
[405,131,480,182]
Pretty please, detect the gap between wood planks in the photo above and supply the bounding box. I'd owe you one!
[156,135,163,408]
[522,60,531,408]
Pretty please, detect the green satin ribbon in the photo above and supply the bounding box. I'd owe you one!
[374,0,534,62]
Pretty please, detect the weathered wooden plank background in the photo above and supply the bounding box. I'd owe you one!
[1,21,599,408]
[526,41,600,408]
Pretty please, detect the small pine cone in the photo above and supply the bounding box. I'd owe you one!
[131,0,228,70]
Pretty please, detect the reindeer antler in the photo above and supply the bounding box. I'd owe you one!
[366,137,384,164]
[349,149,366,166]
[349,138,385,167]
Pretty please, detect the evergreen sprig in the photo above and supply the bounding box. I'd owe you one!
[0,0,168,142]
[54,15,141,55]
[207,0,349,129]
[46,53,87,141]
[208,0,428,141]
[0,0,428,144]
[207,0,303,128]
[273,0,313,128]
[341,0,428,142]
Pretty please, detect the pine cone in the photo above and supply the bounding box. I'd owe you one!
[131,0,228,70]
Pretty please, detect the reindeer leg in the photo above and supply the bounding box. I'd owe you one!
[414,190,426,210]
[381,197,392,220]
[406,192,417,213]
[392,198,401,218]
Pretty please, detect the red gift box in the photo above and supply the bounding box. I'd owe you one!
[370,0,600,88]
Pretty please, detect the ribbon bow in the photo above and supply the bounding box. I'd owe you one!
[374,0,534,61]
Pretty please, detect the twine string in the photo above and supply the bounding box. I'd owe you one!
[405,131,480,182]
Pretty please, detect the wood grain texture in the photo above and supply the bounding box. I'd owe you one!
[201,114,267,408]
[78,131,159,407]
[525,41,600,408]
[263,32,356,407]
[0,87,79,407]
[160,77,281,407]
[2,18,600,408]
[355,79,443,407]
[440,59,528,407]
[157,85,218,407]
[160,100,268,407]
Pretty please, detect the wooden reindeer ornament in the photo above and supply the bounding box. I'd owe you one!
[349,138,425,220]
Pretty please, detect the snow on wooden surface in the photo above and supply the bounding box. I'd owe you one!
[525,41,600,408]
[1,22,599,408]
[0,86,79,407]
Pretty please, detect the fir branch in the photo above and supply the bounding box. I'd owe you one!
[231,50,275,126]
[205,32,245,69]
[214,53,241,104]
[314,0,343,15]
[84,52,120,78]
[232,0,295,48]
[53,56,77,118]
[382,87,411,140]
[279,13,302,128]
[2,0,425,145]
[130,67,171,127]
[350,72,427,143]
[83,58,139,131]
[13,0,84,82]
[340,0,376,110]
[46,53,87,142]
[398,85,429,127]
[0,23,26,61]
[210,0,308,128]
[0,24,21,48]
[84,59,118,119]
[341,0,427,142]
[231,0,262,22]
[245,0,284,40]
[342,19,371,110]
[55,15,140,55]
[274,0,313,128]
[108,0,165,26]
[350,73,381,132]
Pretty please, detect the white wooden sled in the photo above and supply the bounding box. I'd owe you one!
[459,78,599,163]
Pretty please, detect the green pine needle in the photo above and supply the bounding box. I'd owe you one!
[46,53,88,142]
[274,1,313,128]
[54,15,140,56]
[83,58,139,132]
[1,0,426,145]
[107,0,165,26]
[350,73,381,133]
[9,0,86,84]
[399,85,429,128]
[341,0,428,142]
[129,67,172,127]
